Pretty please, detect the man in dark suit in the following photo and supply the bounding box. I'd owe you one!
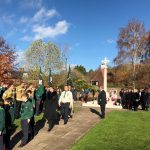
[98,86,107,119]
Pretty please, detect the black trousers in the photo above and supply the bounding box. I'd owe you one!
[29,116,35,138]
[47,119,55,129]
[15,101,22,118]
[60,103,70,123]
[133,101,138,111]
[100,104,106,118]
[141,101,146,110]
[21,119,29,144]
[129,100,134,110]
[3,128,11,149]
[0,135,3,150]
[35,100,41,115]
[121,99,126,109]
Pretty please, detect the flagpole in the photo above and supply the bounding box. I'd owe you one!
[48,68,52,86]
[39,66,43,85]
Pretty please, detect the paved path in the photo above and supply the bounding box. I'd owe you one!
[11,104,112,150]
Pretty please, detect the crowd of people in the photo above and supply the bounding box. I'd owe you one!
[0,82,75,149]
[0,81,150,150]
[108,88,150,111]
[119,88,150,111]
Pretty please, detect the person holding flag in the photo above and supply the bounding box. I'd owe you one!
[48,68,53,86]
[67,65,74,118]
[67,65,73,87]
[35,67,44,115]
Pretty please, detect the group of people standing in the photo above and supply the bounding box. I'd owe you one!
[0,81,149,149]
[0,82,74,149]
[119,88,150,111]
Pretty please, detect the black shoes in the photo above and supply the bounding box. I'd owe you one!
[100,114,105,119]
[18,142,27,147]
[47,126,53,132]
[47,128,52,132]
[64,120,68,125]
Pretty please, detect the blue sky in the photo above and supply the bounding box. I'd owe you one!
[0,0,150,71]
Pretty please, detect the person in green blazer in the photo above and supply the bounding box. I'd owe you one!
[0,98,5,150]
[35,85,44,115]
[19,93,34,148]
[26,90,35,139]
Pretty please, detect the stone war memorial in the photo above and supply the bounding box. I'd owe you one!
[0,0,150,150]
[83,57,122,109]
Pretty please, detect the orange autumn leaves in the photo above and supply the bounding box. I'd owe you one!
[0,37,16,82]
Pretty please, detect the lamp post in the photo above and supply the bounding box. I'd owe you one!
[101,57,109,92]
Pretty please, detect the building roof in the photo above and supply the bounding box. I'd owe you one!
[90,67,104,84]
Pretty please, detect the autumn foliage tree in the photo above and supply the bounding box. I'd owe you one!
[114,19,150,89]
[0,36,16,82]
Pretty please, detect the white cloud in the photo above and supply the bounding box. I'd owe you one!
[19,8,69,41]
[18,8,58,26]
[1,14,15,24]
[19,16,28,24]
[33,20,69,40]
[20,0,43,9]
[32,8,58,22]
[107,39,115,44]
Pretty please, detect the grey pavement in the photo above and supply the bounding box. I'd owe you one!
[12,103,111,150]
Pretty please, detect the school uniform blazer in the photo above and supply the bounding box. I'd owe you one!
[20,99,34,120]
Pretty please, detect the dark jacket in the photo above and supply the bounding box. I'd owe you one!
[0,106,5,134]
[35,85,44,100]
[43,91,58,120]
[20,99,34,120]
[144,92,150,106]
[98,90,107,105]
[0,87,5,98]
[4,105,15,128]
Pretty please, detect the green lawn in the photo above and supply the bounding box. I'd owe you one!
[14,113,44,130]
[14,102,81,130]
[71,110,150,150]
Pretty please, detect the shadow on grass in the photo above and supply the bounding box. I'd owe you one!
[89,108,100,117]
[34,117,46,136]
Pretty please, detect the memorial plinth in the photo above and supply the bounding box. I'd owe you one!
[82,100,122,109]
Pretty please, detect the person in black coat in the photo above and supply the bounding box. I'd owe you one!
[119,89,125,109]
[144,88,150,111]
[134,90,140,111]
[128,89,134,110]
[43,87,58,131]
[3,97,15,149]
[140,89,146,110]
[98,86,107,119]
